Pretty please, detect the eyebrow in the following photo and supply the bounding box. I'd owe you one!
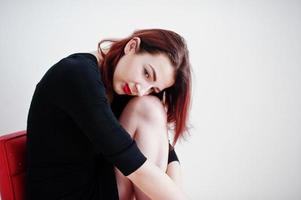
[148,64,161,93]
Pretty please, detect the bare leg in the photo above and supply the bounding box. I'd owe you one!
[115,96,169,200]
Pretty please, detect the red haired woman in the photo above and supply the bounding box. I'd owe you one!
[26,29,192,200]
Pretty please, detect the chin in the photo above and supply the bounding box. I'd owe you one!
[115,90,123,95]
[113,83,123,95]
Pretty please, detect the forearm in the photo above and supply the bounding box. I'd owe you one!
[131,161,184,200]
[166,161,183,189]
[128,160,189,200]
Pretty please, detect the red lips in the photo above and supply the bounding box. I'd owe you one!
[123,83,132,95]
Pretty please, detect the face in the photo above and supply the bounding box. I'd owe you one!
[113,37,175,96]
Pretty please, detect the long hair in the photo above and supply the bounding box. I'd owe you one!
[97,29,192,146]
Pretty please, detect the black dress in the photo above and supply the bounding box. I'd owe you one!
[26,53,179,200]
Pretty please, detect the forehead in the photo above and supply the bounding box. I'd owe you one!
[139,53,176,87]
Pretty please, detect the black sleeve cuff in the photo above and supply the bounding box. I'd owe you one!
[108,140,147,176]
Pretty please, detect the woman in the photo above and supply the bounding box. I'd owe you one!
[26,28,192,200]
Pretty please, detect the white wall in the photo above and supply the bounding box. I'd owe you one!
[1,0,300,199]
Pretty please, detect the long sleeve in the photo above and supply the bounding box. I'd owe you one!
[38,55,146,176]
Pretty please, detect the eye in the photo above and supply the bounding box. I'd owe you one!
[144,68,151,79]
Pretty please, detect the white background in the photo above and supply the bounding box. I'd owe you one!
[1,0,301,199]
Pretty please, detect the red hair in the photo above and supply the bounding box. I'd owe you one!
[97,29,192,146]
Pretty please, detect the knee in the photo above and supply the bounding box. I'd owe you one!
[118,95,168,140]
[127,95,167,124]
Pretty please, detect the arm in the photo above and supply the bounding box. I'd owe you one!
[166,146,183,188]
[47,56,189,199]
[128,160,188,200]
[129,141,185,199]
[166,161,183,189]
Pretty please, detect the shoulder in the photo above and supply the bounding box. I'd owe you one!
[56,53,99,74]
[47,53,101,85]
[39,53,103,90]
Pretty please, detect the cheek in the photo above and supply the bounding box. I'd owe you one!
[112,69,122,92]
[113,59,141,85]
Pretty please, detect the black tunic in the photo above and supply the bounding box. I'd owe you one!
[25,53,179,200]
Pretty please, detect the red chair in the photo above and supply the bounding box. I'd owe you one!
[0,130,26,200]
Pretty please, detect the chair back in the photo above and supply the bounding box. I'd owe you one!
[0,130,26,200]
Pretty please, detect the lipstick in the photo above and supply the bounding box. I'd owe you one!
[123,83,132,95]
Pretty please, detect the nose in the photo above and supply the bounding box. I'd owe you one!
[135,83,153,96]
